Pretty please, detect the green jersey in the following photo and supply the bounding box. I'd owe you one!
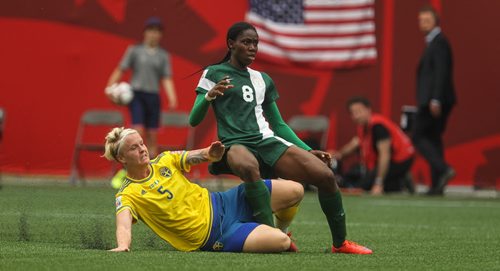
[196,62,279,146]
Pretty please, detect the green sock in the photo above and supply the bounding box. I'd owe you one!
[318,191,346,248]
[244,180,275,227]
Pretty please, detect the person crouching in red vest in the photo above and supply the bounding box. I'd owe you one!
[333,97,415,195]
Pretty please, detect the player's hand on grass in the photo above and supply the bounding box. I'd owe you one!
[207,76,234,99]
[310,150,332,166]
[208,141,225,162]
[108,247,130,252]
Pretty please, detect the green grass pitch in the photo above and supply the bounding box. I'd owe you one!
[0,183,499,270]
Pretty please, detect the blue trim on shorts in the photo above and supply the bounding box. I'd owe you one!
[264,179,272,192]
[200,179,272,252]
[200,193,222,251]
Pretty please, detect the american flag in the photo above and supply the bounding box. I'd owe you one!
[246,0,377,69]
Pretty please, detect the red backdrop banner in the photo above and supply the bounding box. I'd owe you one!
[0,0,499,188]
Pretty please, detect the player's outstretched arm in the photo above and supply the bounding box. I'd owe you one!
[185,141,225,166]
[189,94,210,126]
[109,209,133,252]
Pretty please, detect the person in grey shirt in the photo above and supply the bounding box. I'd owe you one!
[106,16,177,157]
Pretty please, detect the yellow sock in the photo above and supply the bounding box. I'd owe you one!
[274,202,300,233]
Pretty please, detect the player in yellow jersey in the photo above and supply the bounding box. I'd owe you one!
[103,127,303,252]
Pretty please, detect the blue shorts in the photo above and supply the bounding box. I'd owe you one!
[200,180,273,252]
[128,90,160,129]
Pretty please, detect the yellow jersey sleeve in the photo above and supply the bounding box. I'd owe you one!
[115,194,138,223]
[161,150,191,173]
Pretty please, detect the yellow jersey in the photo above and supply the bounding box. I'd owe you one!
[115,151,212,251]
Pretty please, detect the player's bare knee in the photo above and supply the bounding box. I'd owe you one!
[240,168,261,182]
[267,230,290,252]
[313,168,338,192]
[277,232,291,252]
[313,167,334,182]
[290,182,304,204]
[234,164,261,182]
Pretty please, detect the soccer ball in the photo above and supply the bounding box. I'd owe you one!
[105,82,134,105]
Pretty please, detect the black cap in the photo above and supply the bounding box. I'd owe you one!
[144,16,163,30]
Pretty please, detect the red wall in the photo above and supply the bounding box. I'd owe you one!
[0,0,499,188]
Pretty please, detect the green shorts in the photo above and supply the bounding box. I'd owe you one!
[209,136,292,179]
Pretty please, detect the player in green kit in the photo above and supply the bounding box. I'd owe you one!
[189,22,372,254]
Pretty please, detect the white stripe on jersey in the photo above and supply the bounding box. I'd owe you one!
[197,69,216,91]
[275,136,294,147]
[248,68,274,140]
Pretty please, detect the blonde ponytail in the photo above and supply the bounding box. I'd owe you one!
[103,127,137,161]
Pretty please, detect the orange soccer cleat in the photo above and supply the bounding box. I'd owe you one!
[286,232,299,253]
[331,240,372,254]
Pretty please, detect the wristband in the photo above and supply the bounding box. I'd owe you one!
[205,92,216,101]
[374,177,383,185]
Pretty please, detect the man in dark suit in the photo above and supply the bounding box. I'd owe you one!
[415,6,456,195]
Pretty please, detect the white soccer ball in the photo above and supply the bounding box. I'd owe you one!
[105,82,133,105]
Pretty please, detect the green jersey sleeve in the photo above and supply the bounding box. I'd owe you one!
[262,72,279,105]
[191,67,218,126]
[189,93,210,127]
[195,68,217,95]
